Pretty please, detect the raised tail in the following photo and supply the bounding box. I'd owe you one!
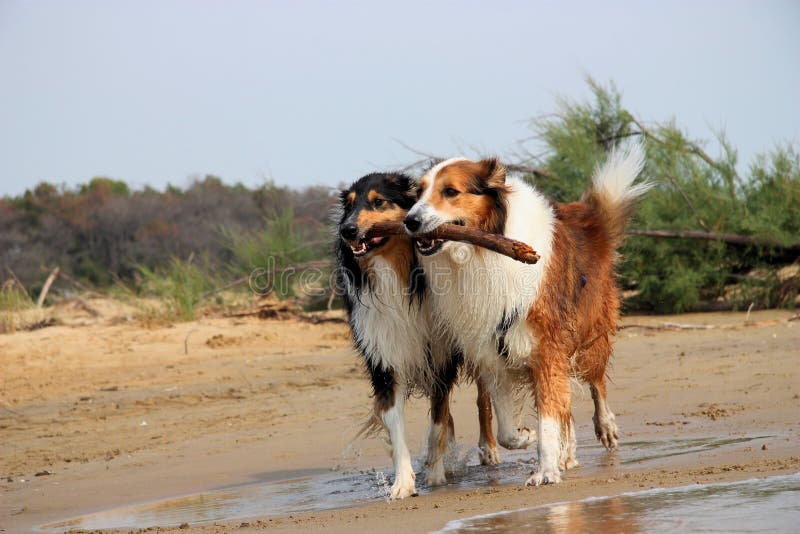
[582,142,651,250]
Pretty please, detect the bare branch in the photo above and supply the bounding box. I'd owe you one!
[393,139,556,180]
[631,117,740,181]
[366,222,540,264]
[36,267,60,308]
[663,173,711,231]
[627,229,800,253]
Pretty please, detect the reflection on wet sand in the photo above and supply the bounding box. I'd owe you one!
[439,473,800,533]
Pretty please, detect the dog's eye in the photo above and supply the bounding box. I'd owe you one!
[373,198,386,208]
[443,187,460,198]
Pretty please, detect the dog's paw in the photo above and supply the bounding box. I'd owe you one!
[562,457,580,470]
[594,414,619,450]
[499,427,537,450]
[478,444,500,466]
[389,469,417,500]
[525,467,562,486]
[425,461,447,487]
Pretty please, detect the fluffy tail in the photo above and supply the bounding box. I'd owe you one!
[583,142,651,249]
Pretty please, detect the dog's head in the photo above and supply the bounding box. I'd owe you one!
[404,158,508,256]
[338,172,416,258]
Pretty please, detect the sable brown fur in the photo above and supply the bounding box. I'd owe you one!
[523,199,627,449]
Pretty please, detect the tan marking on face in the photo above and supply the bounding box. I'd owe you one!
[425,161,496,228]
[347,192,356,204]
[367,190,384,203]
[355,203,406,230]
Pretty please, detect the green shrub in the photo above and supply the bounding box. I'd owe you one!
[136,256,218,322]
[0,281,36,333]
[222,209,328,299]
[525,78,799,313]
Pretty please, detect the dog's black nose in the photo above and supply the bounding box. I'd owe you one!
[404,215,421,233]
[340,223,359,240]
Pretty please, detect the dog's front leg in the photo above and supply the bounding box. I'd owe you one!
[424,347,460,486]
[526,346,571,486]
[368,364,416,499]
[380,388,416,499]
[478,352,536,451]
[475,375,500,465]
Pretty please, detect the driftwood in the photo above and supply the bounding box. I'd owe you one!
[620,313,799,332]
[627,228,800,253]
[365,221,540,265]
[36,267,60,308]
[47,267,102,297]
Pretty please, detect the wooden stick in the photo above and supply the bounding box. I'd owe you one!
[365,222,540,264]
[37,266,60,308]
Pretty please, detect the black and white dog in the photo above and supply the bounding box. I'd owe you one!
[335,172,463,499]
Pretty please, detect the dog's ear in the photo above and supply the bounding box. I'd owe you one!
[389,173,417,206]
[475,158,506,189]
[339,188,354,207]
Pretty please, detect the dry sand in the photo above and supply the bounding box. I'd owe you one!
[1,300,798,533]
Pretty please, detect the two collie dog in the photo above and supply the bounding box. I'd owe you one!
[335,145,648,498]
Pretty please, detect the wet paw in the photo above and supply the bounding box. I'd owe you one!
[525,468,562,486]
[478,445,500,466]
[389,470,417,499]
[498,427,537,450]
[594,414,619,450]
[563,457,580,470]
[426,463,447,487]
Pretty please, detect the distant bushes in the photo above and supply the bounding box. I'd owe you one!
[135,256,219,321]
[1,177,336,304]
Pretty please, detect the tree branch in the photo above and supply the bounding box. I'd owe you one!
[394,139,556,180]
[664,173,711,231]
[366,222,540,264]
[630,117,740,182]
[627,228,800,253]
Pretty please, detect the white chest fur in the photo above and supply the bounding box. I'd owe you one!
[350,256,432,380]
[421,178,556,368]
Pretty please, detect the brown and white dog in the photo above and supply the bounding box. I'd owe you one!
[335,172,524,498]
[404,145,648,485]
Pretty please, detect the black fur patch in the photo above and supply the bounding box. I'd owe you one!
[408,253,427,307]
[368,363,396,412]
[431,348,463,423]
[495,309,519,360]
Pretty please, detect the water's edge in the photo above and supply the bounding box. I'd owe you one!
[436,472,800,533]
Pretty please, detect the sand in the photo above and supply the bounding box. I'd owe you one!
[1,300,798,533]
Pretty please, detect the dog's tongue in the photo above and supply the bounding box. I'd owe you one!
[369,237,384,245]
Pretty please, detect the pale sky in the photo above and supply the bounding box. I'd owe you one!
[1,0,798,196]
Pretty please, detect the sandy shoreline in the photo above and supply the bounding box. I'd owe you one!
[1,302,798,532]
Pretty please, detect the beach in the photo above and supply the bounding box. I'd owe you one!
[1,301,798,533]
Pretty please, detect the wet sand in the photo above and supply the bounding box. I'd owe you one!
[1,300,798,532]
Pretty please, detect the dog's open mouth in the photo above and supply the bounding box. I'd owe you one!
[350,236,389,257]
[414,220,464,256]
[415,237,446,255]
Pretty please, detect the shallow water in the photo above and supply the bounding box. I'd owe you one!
[437,473,800,533]
[38,434,775,531]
